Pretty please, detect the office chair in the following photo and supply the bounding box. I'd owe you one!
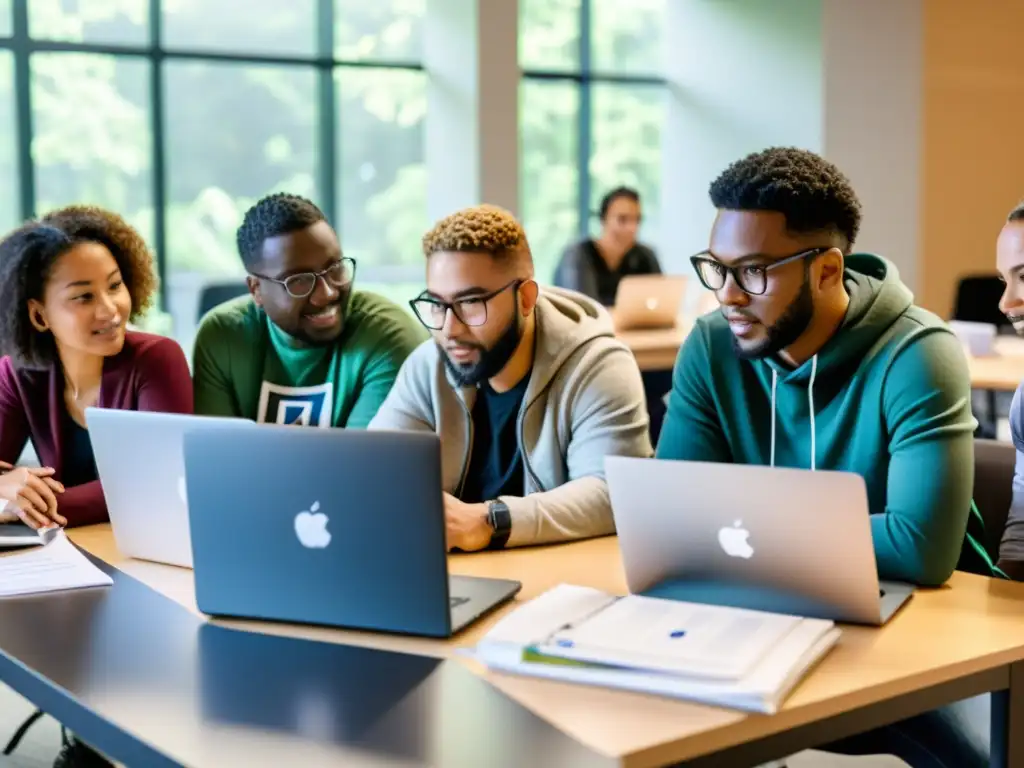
[196,281,249,323]
[952,274,1014,437]
[952,274,1010,331]
[972,438,1015,566]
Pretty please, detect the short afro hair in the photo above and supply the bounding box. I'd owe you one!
[236,192,327,269]
[1008,200,1024,223]
[709,147,862,250]
[0,205,158,369]
[422,204,532,270]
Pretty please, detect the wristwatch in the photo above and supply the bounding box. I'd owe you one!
[486,499,512,550]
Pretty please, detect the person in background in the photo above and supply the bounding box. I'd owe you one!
[0,205,193,532]
[656,146,993,767]
[192,193,426,428]
[995,199,1024,579]
[370,204,652,552]
[553,186,661,306]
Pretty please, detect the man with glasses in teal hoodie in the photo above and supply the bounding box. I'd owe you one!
[657,147,995,767]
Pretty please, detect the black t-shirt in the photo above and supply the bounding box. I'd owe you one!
[584,241,662,306]
[459,375,530,504]
[62,412,98,488]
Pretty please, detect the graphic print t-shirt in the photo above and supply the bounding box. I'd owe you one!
[191,291,428,428]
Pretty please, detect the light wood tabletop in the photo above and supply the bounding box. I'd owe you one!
[618,320,1024,392]
[68,524,1024,767]
[615,325,688,372]
[966,355,1024,392]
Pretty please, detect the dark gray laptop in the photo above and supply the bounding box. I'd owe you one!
[182,425,522,638]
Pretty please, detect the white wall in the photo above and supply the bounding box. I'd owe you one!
[424,0,519,222]
[655,0,924,298]
[659,0,825,278]
[822,0,922,292]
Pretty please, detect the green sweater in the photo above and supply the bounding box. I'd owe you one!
[192,291,427,428]
[656,254,995,586]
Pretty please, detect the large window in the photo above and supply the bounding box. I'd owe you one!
[520,0,666,282]
[0,0,426,342]
[0,50,17,234]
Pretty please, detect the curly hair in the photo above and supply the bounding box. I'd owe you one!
[422,204,532,269]
[709,147,862,250]
[236,192,326,269]
[0,205,157,369]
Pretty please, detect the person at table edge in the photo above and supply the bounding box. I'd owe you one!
[191,193,426,428]
[370,203,653,551]
[994,198,1024,579]
[0,206,193,529]
[553,186,662,307]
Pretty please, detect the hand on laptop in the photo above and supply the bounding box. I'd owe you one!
[443,493,491,552]
[0,462,66,529]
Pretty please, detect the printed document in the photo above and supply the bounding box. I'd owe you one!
[0,530,113,597]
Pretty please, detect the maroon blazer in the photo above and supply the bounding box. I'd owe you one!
[0,331,194,527]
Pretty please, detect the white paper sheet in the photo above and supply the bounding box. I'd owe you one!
[0,530,113,597]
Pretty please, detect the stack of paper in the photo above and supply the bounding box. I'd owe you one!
[0,521,54,549]
[470,584,840,714]
[0,530,113,597]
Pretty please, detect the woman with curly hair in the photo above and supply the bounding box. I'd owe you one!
[0,205,193,531]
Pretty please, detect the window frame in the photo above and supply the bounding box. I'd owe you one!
[0,0,424,310]
[520,0,666,240]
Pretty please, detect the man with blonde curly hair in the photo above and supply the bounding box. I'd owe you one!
[370,204,652,552]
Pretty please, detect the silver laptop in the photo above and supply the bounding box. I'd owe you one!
[85,408,257,568]
[606,456,914,625]
[182,423,522,638]
[612,275,687,330]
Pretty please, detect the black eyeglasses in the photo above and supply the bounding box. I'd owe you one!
[409,280,521,330]
[690,247,829,296]
[249,257,356,299]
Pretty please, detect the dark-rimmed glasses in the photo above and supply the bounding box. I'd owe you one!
[410,279,521,330]
[249,257,356,299]
[690,247,829,296]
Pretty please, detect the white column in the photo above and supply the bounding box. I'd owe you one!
[822,0,922,293]
[659,0,825,283]
[424,0,519,223]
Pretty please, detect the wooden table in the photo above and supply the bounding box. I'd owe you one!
[617,322,1024,393]
[69,525,1024,767]
[968,355,1024,392]
[616,326,687,372]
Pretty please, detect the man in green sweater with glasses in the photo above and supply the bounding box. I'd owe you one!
[192,193,426,428]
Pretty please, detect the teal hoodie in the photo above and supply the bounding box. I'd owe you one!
[656,254,995,586]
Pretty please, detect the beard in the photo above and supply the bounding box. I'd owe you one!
[441,311,523,387]
[732,277,815,360]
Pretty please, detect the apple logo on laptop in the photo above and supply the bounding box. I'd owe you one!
[645,298,659,311]
[295,501,331,549]
[718,520,754,559]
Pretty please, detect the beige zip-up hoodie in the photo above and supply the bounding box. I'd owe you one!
[368,286,653,547]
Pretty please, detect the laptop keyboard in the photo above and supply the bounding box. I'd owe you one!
[450,596,470,608]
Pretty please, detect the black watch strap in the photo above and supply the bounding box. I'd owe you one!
[487,500,512,550]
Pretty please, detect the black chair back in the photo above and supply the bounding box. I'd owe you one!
[952,274,1010,330]
[197,282,249,322]
[973,438,1015,561]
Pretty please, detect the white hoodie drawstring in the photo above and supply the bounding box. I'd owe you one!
[769,354,818,471]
